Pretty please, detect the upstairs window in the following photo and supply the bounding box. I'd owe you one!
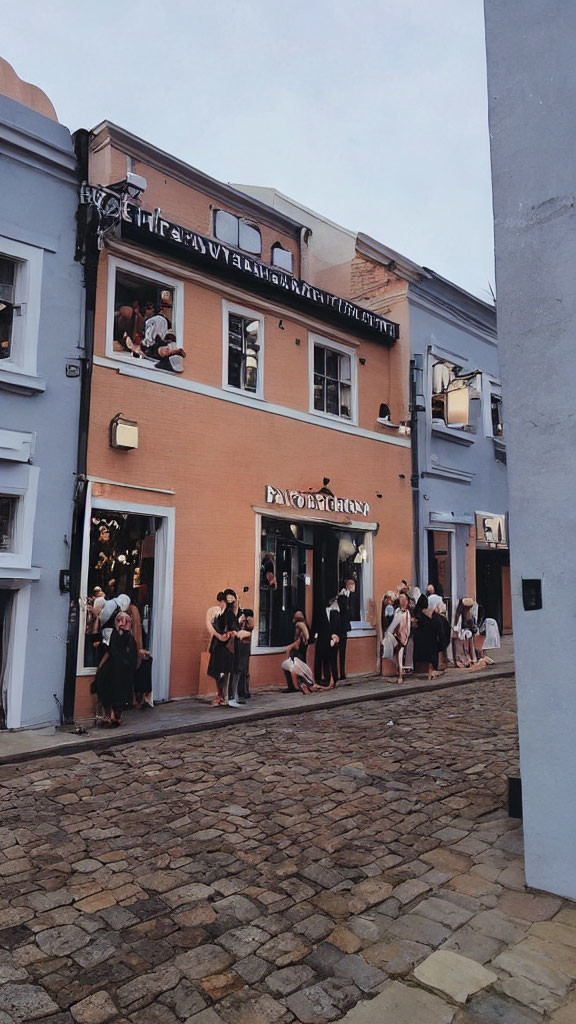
[490,392,503,437]
[431,359,470,426]
[214,210,262,255]
[109,260,184,375]
[0,257,16,362]
[0,494,18,552]
[271,243,293,273]
[224,304,264,397]
[312,341,354,420]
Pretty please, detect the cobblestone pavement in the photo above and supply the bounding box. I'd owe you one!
[0,677,575,1024]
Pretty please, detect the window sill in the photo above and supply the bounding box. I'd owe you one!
[222,383,266,402]
[0,566,41,585]
[431,421,475,446]
[309,409,357,428]
[0,366,46,395]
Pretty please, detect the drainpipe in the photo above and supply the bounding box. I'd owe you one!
[61,129,99,724]
[410,355,424,589]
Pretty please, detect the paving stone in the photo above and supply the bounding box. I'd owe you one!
[70,990,118,1023]
[363,937,430,975]
[495,973,562,1014]
[217,925,270,958]
[211,895,261,923]
[258,930,312,966]
[448,874,501,898]
[554,907,576,929]
[460,992,542,1024]
[392,878,432,905]
[0,982,59,1021]
[549,993,576,1022]
[0,961,28,982]
[304,942,346,976]
[529,920,576,950]
[175,944,234,980]
[200,971,244,1000]
[332,953,387,992]
[412,897,474,929]
[266,964,317,996]
[159,978,207,1018]
[36,925,91,956]
[234,954,270,984]
[335,979,456,1023]
[295,914,335,943]
[326,925,363,953]
[162,884,215,908]
[0,924,34,949]
[492,944,571,995]
[497,891,563,923]
[468,910,527,944]
[387,913,452,947]
[348,877,393,911]
[414,949,497,1003]
[421,849,473,875]
[97,905,138,930]
[117,965,181,1008]
[286,978,361,1022]
[442,925,503,964]
[185,1010,225,1023]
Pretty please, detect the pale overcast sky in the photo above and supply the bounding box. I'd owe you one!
[3,0,494,299]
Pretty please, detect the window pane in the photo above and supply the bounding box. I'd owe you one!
[228,347,243,389]
[0,495,17,552]
[313,374,325,411]
[340,383,351,418]
[326,379,339,416]
[215,210,239,245]
[113,269,181,372]
[326,350,339,380]
[0,256,16,361]
[340,354,351,382]
[314,345,325,374]
[0,257,15,304]
[491,395,503,436]
[271,245,293,272]
[239,221,262,255]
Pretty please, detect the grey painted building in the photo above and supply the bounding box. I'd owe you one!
[235,187,508,617]
[485,2,576,898]
[0,64,83,728]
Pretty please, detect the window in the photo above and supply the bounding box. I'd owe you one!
[0,257,16,361]
[0,236,43,381]
[431,360,470,426]
[490,392,503,437]
[214,210,262,255]
[108,259,184,374]
[0,495,18,552]
[223,303,264,397]
[311,339,355,421]
[258,517,368,648]
[271,244,293,273]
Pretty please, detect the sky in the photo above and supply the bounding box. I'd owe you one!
[2,0,494,299]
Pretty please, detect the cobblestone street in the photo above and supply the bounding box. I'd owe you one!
[1,678,575,1023]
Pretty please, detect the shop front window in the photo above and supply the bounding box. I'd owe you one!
[111,264,184,374]
[259,517,367,647]
[83,510,160,669]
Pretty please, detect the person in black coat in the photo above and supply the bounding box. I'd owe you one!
[337,579,355,680]
[313,596,341,689]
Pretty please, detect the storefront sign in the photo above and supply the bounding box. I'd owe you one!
[476,512,508,549]
[265,484,370,518]
[80,185,399,342]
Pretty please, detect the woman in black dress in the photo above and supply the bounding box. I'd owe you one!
[413,595,442,680]
[94,612,138,725]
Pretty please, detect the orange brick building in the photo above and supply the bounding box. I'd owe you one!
[73,122,413,716]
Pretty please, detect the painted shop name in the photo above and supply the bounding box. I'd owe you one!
[80,184,399,341]
[266,485,370,517]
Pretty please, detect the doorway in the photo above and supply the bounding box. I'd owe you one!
[0,589,13,729]
[476,549,510,633]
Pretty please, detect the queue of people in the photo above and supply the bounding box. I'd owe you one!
[381,582,500,684]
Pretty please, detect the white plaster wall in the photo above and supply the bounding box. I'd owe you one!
[485,0,576,898]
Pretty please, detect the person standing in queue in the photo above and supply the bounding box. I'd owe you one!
[337,579,355,680]
[207,591,231,706]
[314,595,341,690]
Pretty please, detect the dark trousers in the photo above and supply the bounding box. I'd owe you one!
[338,635,348,679]
[314,641,338,685]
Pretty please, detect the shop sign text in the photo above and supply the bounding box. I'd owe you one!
[265,484,370,518]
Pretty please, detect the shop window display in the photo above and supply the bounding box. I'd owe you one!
[259,516,365,647]
[112,268,186,373]
[83,510,159,668]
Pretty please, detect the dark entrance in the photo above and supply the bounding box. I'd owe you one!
[476,549,510,632]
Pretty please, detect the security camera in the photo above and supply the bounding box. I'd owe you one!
[126,171,148,199]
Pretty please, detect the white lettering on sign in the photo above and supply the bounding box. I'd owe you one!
[265,485,369,518]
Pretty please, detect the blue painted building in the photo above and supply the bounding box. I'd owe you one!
[0,61,83,728]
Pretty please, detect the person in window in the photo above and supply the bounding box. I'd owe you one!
[92,611,138,727]
[313,596,341,690]
[114,301,145,352]
[281,611,315,694]
[154,331,187,373]
[337,579,356,679]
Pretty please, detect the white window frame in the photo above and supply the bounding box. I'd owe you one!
[222,299,265,400]
[0,464,39,570]
[213,210,262,256]
[308,333,358,426]
[0,236,43,378]
[483,376,504,438]
[105,255,185,368]
[77,488,175,704]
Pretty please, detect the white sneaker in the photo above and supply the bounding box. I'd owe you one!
[228,699,243,708]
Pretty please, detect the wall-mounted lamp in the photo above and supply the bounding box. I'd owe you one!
[359,357,366,366]
[109,412,139,451]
